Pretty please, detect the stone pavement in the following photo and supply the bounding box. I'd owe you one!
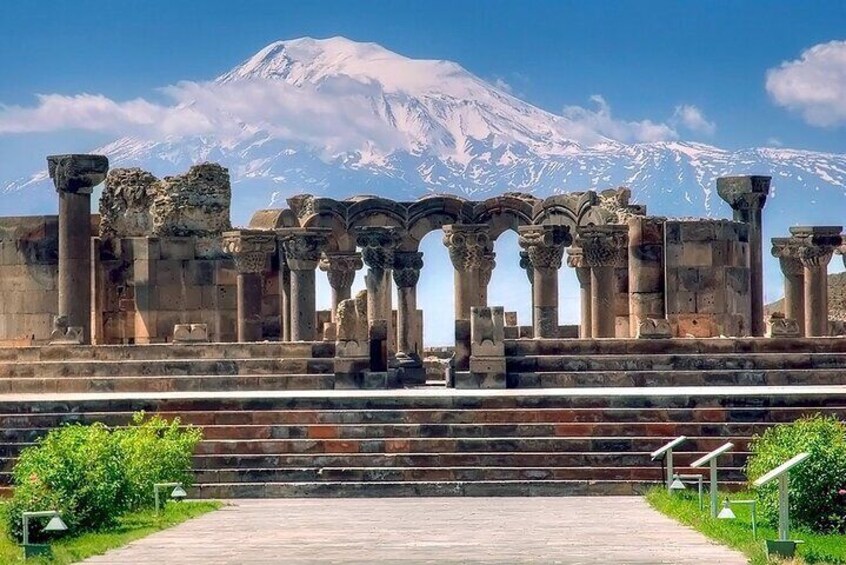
[82,498,747,564]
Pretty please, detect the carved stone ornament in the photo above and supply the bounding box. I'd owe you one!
[765,314,801,338]
[442,224,491,271]
[518,225,572,270]
[49,315,83,345]
[576,225,628,268]
[770,237,804,276]
[221,229,277,274]
[278,228,331,271]
[470,306,505,357]
[355,226,402,272]
[392,251,424,288]
[636,318,672,339]
[47,153,109,194]
[173,323,209,343]
[477,249,496,288]
[716,175,771,212]
[788,226,843,268]
[336,289,369,344]
[319,252,363,291]
[518,251,534,284]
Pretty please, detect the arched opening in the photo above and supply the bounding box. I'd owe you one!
[416,230,455,347]
[487,230,531,331]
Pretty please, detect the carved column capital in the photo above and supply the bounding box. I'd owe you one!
[222,229,277,274]
[566,246,592,286]
[717,175,771,213]
[355,226,402,272]
[392,251,424,288]
[277,227,331,271]
[788,226,843,268]
[576,225,628,268]
[478,249,496,288]
[47,154,109,195]
[442,224,491,270]
[319,252,363,290]
[518,251,534,284]
[518,225,572,271]
[771,237,804,276]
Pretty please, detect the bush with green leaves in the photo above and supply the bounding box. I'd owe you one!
[745,414,846,534]
[5,412,202,542]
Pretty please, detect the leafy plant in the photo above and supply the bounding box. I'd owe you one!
[745,414,846,534]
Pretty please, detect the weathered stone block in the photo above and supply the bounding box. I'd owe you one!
[674,314,717,338]
[155,260,184,286]
[173,323,209,343]
[766,314,801,338]
[470,307,505,357]
[158,237,195,261]
[636,318,672,339]
[504,311,518,326]
[681,242,713,266]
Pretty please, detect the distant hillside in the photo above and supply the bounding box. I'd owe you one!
[766,272,846,321]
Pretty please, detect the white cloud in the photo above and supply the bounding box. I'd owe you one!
[671,104,716,135]
[766,137,784,147]
[561,95,679,143]
[766,40,846,127]
[0,78,407,155]
[493,77,514,94]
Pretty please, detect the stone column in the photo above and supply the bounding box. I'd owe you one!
[477,248,496,307]
[771,237,806,335]
[518,225,572,338]
[319,252,363,322]
[279,258,292,341]
[393,252,424,377]
[355,226,401,350]
[519,250,535,328]
[278,228,331,341]
[628,216,666,336]
[443,224,491,319]
[47,154,109,344]
[578,225,628,338]
[789,226,843,337]
[567,246,592,339]
[222,230,277,342]
[717,176,771,336]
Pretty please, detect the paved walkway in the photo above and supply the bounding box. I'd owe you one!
[82,498,747,564]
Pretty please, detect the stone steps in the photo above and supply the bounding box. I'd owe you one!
[505,337,846,356]
[507,369,846,388]
[507,353,846,372]
[0,358,335,378]
[0,387,841,497]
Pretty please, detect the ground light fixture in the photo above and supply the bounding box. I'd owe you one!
[669,474,686,491]
[650,436,688,492]
[154,482,187,515]
[690,441,734,518]
[21,510,68,558]
[677,473,705,510]
[752,452,811,558]
[717,499,758,539]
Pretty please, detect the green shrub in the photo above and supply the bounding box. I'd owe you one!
[5,412,202,542]
[115,412,202,509]
[745,414,846,534]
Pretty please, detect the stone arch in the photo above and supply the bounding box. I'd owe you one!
[248,208,298,230]
[473,193,537,241]
[405,195,473,250]
[532,192,598,231]
[346,196,407,232]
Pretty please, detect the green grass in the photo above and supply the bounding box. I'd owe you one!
[0,501,221,564]
[646,487,846,565]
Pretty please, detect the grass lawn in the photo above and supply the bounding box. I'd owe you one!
[646,487,846,565]
[0,500,221,564]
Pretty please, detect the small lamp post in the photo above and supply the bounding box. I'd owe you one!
[753,452,810,558]
[677,473,705,510]
[154,482,187,515]
[651,436,688,492]
[21,510,68,558]
[690,441,734,518]
[717,498,757,539]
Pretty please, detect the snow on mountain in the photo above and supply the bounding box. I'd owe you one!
[3,36,846,234]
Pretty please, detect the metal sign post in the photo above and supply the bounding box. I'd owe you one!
[650,436,688,492]
[690,441,734,518]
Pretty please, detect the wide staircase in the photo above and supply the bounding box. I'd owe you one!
[0,337,844,497]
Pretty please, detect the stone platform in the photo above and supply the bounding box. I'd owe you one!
[2,385,846,498]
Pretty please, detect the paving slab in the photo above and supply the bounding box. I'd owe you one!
[81,497,747,564]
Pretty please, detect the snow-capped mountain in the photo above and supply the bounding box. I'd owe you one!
[4,36,846,235]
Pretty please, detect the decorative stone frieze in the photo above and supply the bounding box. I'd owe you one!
[222,230,276,274]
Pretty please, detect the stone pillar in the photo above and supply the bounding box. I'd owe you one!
[392,252,426,386]
[278,228,331,341]
[478,248,496,307]
[47,154,109,344]
[279,258,292,341]
[789,226,843,337]
[518,225,572,338]
[717,175,771,336]
[319,252,363,322]
[519,250,535,328]
[578,225,628,338]
[355,227,401,364]
[771,237,806,336]
[221,230,277,342]
[443,225,490,319]
[628,216,666,336]
[567,247,592,339]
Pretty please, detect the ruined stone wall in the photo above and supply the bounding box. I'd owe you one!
[664,220,751,337]
[94,237,237,344]
[0,216,60,343]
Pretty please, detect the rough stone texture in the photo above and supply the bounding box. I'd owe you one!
[153,164,232,237]
[47,154,109,195]
[765,314,800,338]
[172,323,209,344]
[636,318,672,339]
[99,168,158,239]
[664,219,751,337]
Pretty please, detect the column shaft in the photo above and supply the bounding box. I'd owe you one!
[454,269,476,319]
[748,207,765,336]
[290,268,316,341]
[576,267,592,339]
[804,265,828,337]
[533,268,558,338]
[397,286,419,356]
[591,266,616,338]
[236,272,263,342]
[280,263,292,341]
[58,192,92,343]
[784,272,805,336]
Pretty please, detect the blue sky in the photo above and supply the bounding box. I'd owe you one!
[0,0,844,163]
